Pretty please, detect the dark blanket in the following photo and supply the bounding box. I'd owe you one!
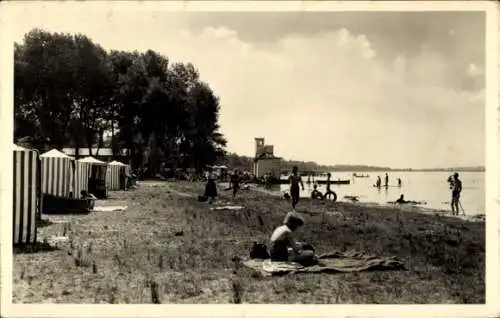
[243,250,406,276]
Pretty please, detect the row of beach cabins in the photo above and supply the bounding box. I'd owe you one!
[12,144,132,246]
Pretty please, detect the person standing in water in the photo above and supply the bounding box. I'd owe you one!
[376,176,381,188]
[324,173,336,200]
[451,172,463,215]
[289,166,304,209]
[397,178,402,187]
[384,173,389,188]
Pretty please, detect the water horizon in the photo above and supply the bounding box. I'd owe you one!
[276,170,484,215]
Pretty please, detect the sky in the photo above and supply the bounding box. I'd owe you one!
[3,3,488,169]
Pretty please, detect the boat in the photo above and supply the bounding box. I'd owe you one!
[353,173,370,178]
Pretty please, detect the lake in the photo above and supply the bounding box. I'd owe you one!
[276,171,485,215]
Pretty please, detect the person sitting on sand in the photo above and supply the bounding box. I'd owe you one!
[81,190,97,210]
[269,211,316,266]
[311,184,324,200]
[204,166,218,203]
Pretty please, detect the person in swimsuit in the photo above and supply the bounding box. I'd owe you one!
[384,173,389,188]
[310,184,324,200]
[289,166,304,209]
[451,172,462,215]
[397,178,402,187]
[230,169,240,199]
[269,211,316,266]
[324,173,336,200]
[376,176,381,188]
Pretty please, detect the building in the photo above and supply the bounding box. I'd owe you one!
[253,137,282,178]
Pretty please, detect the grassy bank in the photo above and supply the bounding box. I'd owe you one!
[13,181,485,304]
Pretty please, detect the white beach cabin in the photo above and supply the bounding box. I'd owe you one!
[40,149,74,198]
[77,156,108,199]
[106,160,128,190]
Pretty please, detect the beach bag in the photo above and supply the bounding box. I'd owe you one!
[250,242,270,259]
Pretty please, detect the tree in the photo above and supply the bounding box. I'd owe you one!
[14,28,228,174]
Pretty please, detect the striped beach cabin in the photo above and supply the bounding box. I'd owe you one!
[13,144,40,245]
[40,149,74,198]
[106,160,128,190]
[77,156,107,197]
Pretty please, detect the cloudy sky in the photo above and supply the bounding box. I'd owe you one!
[4,3,487,169]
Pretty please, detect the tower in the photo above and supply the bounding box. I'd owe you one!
[255,138,265,157]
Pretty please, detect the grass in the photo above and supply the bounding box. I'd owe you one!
[12,180,485,304]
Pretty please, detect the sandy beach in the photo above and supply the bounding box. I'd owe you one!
[13,181,485,304]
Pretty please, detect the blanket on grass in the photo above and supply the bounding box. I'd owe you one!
[243,250,406,276]
[210,205,245,211]
[93,206,128,212]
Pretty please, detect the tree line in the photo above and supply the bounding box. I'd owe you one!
[14,29,226,176]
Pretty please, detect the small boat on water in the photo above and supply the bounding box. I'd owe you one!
[353,173,370,178]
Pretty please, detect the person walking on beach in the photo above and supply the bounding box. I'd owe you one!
[289,166,304,209]
[230,169,240,199]
[450,172,463,215]
[324,173,336,201]
[384,173,389,188]
[204,166,218,203]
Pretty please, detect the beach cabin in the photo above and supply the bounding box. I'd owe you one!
[106,160,129,190]
[40,149,95,213]
[40,149,74,198]
[13,144,40,245]
[78,157,108,199]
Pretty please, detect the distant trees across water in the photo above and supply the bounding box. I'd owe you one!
[14,28,226,176]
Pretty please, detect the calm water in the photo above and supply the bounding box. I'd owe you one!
[277,171,485,215]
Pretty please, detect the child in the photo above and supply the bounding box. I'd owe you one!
[81,190,97,210]
[310,184,324,200]
[269,211,316,266]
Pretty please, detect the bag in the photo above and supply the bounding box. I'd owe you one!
[250,242,270,259]
[198,195,208,202]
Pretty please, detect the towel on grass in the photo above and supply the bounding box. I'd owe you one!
[210,205,245,211]
[243,250,406,276]
[93,206,128,212]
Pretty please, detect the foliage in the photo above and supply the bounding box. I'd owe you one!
[14,29,225,173]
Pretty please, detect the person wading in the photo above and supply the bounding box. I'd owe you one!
[450,172,463,215]
[324,173,336,201]
[289,166,304,209]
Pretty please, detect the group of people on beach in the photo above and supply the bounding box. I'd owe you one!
[199,165,465,267]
